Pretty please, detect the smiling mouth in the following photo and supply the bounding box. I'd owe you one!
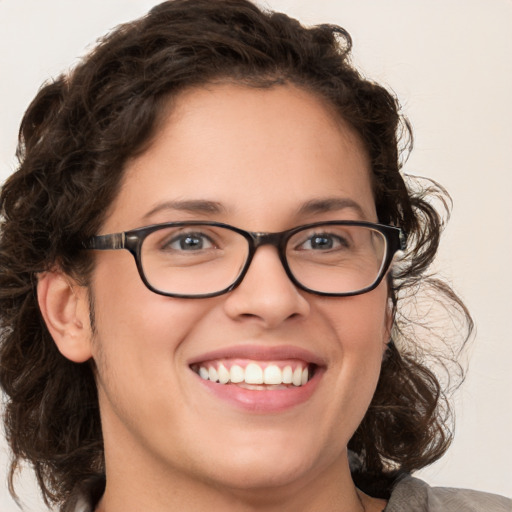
[191,360,315,389]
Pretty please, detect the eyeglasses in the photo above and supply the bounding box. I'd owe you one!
[83,221,406,298]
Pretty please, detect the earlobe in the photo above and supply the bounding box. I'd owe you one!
[37,270,93,363]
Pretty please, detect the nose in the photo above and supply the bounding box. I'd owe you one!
[222,245,310,328]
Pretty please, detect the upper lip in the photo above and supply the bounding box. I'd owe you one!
[188,344,326,367]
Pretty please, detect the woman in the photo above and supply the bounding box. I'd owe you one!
[0,1,509,511]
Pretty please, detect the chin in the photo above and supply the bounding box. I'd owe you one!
[209,456,318,492]
[192,432,343,494]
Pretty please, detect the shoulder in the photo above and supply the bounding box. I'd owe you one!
[385,475,512,512]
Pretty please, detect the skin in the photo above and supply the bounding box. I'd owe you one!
[39,84,390,511]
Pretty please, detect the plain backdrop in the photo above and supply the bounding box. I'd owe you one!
[1,1,511,510]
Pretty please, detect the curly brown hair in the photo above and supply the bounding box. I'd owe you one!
[0,0,472,508]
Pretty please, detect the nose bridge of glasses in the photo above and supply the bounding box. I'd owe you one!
[251,231,285,249]
[245,231,289,274]
[240,231,296,293]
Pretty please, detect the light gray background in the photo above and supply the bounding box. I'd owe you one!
[1,1,511,510]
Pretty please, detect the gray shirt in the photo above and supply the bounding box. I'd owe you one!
[384,475,511,511]
[67,474,512,511]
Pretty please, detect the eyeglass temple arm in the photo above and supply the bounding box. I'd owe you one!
[83,232,126,250]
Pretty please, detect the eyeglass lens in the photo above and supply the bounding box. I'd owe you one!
[140,224,387,296]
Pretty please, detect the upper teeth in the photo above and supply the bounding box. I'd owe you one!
[196,362,310,387]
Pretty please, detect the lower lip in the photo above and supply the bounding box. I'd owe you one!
[194,369,323,413]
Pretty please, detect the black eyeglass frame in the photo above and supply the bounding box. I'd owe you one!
[83,220,407,299]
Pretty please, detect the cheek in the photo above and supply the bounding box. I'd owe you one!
[322,286,390,354]
[89,269,217,445]
[319,287,390,413]
[88,253,214,383]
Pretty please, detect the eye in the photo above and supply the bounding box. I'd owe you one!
[298,232,349,251]
[165,231,215,251]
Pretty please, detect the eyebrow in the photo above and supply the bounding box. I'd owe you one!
[297,197,367,218]
[143,200,227,220]
[142,196,366,221]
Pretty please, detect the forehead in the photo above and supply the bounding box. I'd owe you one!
[104,83,375,231]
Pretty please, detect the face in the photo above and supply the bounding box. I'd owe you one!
[88,84,391,495]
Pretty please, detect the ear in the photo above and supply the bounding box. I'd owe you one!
[382,297,395,351]
[37,270,93,363]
